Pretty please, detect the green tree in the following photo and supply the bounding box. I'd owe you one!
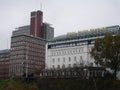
[90,34,120,80]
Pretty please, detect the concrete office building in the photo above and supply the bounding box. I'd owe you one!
[0,10,53,79]
[46,25,120,69]
[12,25,30,37]
[41,23,54,41]
[10,35,46,77]
[9,10,47,77]
[12,11,54,41]
[0,49,10,79]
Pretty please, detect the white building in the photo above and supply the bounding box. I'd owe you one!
[46,25,120,69]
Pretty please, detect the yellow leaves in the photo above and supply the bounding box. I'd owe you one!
[103,34,113,48]
[66,26,108,36]
[114,35,120,47]
[67,32,77,35]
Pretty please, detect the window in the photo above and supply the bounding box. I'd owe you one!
[63,57,65,62]
[69,57,71,62]
[52,58,55,63]
[65,51,66,54]
[62,51,64,54]
[73,63,77,67]
[81,48,84,52]
[67,50,69,54]
[89,63,93,67]
[57,51,59,55]
[74,56,76,61]
[52,65,55,69]
[76,49,78,53]
[62,64,65,68]
[57,65,60,69]
[58,58,60,62]
[80,56,82,60]
[59,51,61,55]
[68,64,71,68]
[73,50,75,53]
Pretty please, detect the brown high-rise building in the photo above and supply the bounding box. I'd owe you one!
[0,10,53,79]
[41,23,54,41]
[10,34,46,77]
[0,49,10,79]
[9,10,46,77]
[30,10,43,37]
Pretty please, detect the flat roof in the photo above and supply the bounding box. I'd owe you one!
[50,25,120,42]
[0,49,10,54]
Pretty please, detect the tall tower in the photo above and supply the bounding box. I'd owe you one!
[30,10,43,37]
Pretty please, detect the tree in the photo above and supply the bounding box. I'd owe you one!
[90,34,120,80]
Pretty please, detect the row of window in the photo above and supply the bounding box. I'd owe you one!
[50,42,88,49]
[50,48,84,56]
[11,41,45,48]
[52,56,83,63]
[11,46,44,51]
[52,63,79,69]
[12,36,45,43]
[52,63,94,69]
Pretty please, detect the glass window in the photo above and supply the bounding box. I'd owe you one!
[57,65,60,69]
[69,57,71,62]
[73,50,75,53]
[80,56,82,60]
[90,63,93,67]
[68,64,71,68]
[67,50,69,54]
[73,63,77,67]
[65,51,66,54]
[62,64,65,68]
[58,58,60,62]
[52,65,55,69]
[52,58,55,63]
[81,48,84,52]
[74,56,76,61]
[63,57,65,62]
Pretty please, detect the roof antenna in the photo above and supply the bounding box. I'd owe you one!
[6,38,9,49]
[40,2,42,11]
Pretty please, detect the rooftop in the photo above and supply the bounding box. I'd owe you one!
[50,25,120,42]
[0,49,10,54]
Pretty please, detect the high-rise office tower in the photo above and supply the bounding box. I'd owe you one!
[10,10,46,77]
[0,49,10,80]
[10,35,46,77]
[30,10,43,37]
[41,23,54,41]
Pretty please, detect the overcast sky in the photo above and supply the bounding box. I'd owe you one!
[0,0,120,50]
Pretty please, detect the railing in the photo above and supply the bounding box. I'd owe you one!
[40,67,106,79]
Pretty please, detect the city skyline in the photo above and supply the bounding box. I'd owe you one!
[0,0,120,50]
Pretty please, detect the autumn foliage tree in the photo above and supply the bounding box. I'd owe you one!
[90,34,120,80]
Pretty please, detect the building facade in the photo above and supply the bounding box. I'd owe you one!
[10,35,46,77]
[46,25,120,69]
[12,25,30,37]
[0,10,53,79]
[30,10,43,37]
[0,49,10,79]
[41,23,54,41]
[10,10,53,77]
